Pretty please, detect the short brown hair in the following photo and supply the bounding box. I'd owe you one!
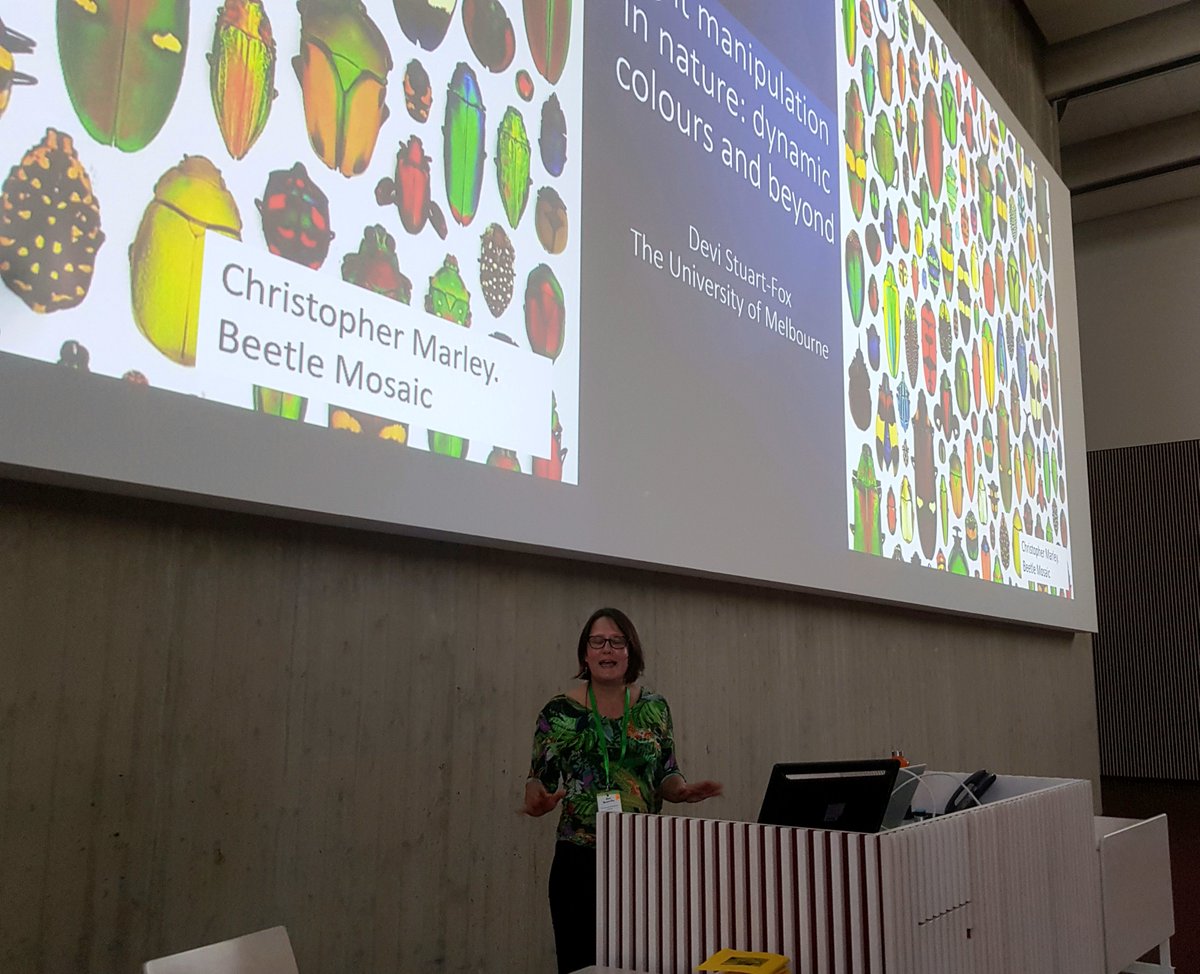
[575,607,644,684]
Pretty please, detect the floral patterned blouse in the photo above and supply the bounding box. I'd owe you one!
[529,688,683,847]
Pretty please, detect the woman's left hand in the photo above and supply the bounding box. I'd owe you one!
[662,776,723,804]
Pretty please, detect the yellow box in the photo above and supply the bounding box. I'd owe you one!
[696,948,790,974]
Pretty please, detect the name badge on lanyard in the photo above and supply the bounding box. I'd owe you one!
[597,791,623,814]
[589,684,630,813]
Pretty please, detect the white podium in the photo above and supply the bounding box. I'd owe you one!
[596,774,1173,974]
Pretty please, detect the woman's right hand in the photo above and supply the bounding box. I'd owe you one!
[521,778,567,816]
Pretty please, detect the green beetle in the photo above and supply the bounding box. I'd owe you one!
[58,0,189,152]
[495,106,531,229]
[129,156,242,366]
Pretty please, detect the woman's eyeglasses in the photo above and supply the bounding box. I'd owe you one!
[587,635,628,651]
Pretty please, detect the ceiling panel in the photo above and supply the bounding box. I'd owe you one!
[1058,62,1200,145]
[1023,0,1190,44]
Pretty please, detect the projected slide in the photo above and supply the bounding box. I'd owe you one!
[0,1,1092,627]
[0,1,582,477]
[836,2,1073,595]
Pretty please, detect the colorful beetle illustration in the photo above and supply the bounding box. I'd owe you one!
[845,81,866,219]
[532,391,567,480]
[516,69,534,101]
[845,230,864,327]
[883,263,899,375]
[425,253,471,325]
[395,0,458,51]
[130,156,242,365]
[443,62,486,226]
[899,475,914,543]
[293,0,392,178]
[913,390,936,560]
[535,186,567,254]
[376,135,448,238]
[875,373,898,474]
[428,430,469,457]
[254,386,306,420]
[330,405,408,443]
[479,222,515,317]
[57,0,188,151]
[539,93,567,177]
[524,0,571,84]
[933,371,960,440]
[496,106,532,228]
[847,346,871,431]
[0,18,37,119]
[903,297,918,387]
[209,0,276,160]
[0,129,105,314]
[342,224,412,303]
[58,339,90,370]
[403,59,432,122]
[525,263,564,360]
[851,445,882,556]
[842,0,856,63]
[464,0,515,72]
[257,162,334,268]
[948,528,968,575]
[861,46,875,113]
[923,84,942,201]
[872,112,896,186]
[486,447,521,471]
[919,300,936,394]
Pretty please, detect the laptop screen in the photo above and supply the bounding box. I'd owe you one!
[756,759,901,833]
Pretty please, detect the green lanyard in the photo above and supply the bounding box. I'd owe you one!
[587,683,630,790]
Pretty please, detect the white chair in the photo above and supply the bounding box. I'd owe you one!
[143,926,299,974]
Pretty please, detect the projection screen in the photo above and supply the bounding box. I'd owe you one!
[0,0,1097,630]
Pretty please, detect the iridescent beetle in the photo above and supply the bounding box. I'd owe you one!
[257,162,334,269]
[342,224,412,303]
[525,263,564,360]
[496,106,532,228]
[130,156,242,366]
[429,430,469,457]
[395,0,458,51]
[0,129,105,314]
[57,0,188,151]
[486,448,521,471]
[209,0,276,160]
[425,254,471,325]
[293,0,392,178]
[0,18,37,119]
[524,0,572,84]
[376,135,448,239]
[464,0,515,72]
[443,62,486,226]
[539,93,567,177]
[851,445,882,556]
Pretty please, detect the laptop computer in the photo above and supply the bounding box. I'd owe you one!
[881,763,926,829]
[756,759,901,833]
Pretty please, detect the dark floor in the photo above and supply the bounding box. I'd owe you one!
[1101,776,1200,974]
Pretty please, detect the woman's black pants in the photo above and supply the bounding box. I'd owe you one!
[548,840,597,974]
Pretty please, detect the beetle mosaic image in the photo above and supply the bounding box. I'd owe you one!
[0,0,582,485]
[839,0,1071,595]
